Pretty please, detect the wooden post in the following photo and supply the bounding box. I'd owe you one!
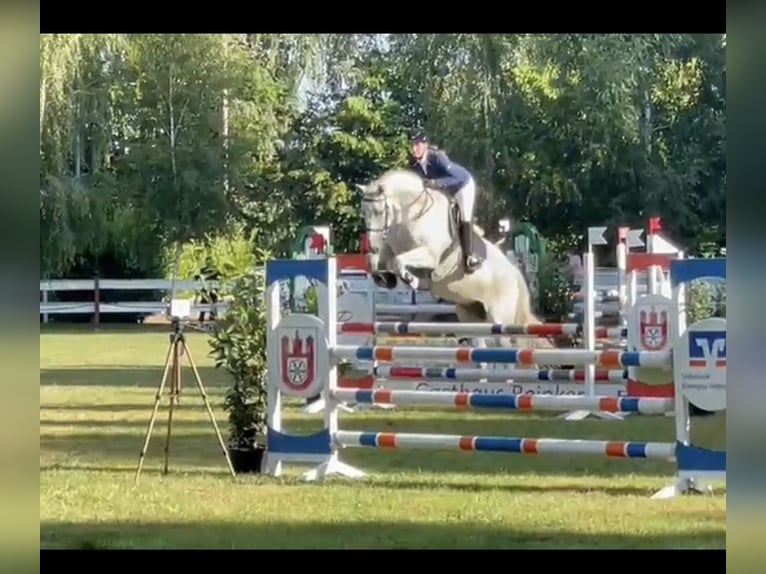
[93,276,100,328]
[42,287,49,324]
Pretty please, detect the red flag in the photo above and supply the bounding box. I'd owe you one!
[308,233,326,252]
[648,217,662,233]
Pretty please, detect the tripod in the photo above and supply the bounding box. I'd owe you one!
[135,317,236,483]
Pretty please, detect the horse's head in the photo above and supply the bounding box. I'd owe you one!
[356,169,429,271]
[356,180,389,272]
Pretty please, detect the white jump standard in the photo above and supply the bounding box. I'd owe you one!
[263,257,726,498]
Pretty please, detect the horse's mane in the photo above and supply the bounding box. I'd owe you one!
[379,167,420,182]
[374,168,458,210]
[375,168,423,193]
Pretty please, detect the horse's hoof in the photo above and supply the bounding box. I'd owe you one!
[372,271,397,289]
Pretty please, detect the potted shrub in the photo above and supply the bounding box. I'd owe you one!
[209,253,270,474]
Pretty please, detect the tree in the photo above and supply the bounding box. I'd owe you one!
[39,34,726,280]
[274,59,411,254]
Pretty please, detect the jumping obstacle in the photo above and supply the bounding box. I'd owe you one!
[304,249,630,417]
[297,223,684,417]
[567,227,681,419]
[263,257,726,499]
[330,236,671,421]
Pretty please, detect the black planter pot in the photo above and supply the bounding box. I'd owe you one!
[689,404,714,417]
[228,444,266,474]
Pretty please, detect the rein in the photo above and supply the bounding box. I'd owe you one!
[363,185,435,236]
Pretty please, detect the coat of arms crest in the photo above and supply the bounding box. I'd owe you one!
[280,329,316,392]
[639,306,668,350]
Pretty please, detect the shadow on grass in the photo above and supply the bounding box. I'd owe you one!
[40,519,726,550]
[41,429,232,470]
[40,366,230,388]
[41,403,183,412]
[39,461,642,496]
[38,456,680,497]
[40,425,678,482]
[40,406,724,482]
[343,447,677,480]
[40,324,212,336]
[40,417,225,429]
[39,385,724,485]
[40,462,232,478]
[362,476,663,497]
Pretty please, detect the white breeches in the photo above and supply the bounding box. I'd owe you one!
[454,177,476,222]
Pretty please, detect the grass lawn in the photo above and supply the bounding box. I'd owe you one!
[40,324,726,549]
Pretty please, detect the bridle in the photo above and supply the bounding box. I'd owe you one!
[361,187,391,255]
[361,184,432,254]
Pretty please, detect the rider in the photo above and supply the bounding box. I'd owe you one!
[408,132,481,272]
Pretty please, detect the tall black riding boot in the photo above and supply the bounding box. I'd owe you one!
[459,221,480,272]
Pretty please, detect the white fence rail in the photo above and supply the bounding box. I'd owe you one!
[40,278,230,324]
[40,266,634,325]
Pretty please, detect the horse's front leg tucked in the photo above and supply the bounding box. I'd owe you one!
[370,243,399,289]
[392,247,436,291]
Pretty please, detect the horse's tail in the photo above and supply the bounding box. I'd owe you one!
[513,267,559,351]
[514,270,542,326]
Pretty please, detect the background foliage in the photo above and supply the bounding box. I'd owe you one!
[41,33,725,280]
